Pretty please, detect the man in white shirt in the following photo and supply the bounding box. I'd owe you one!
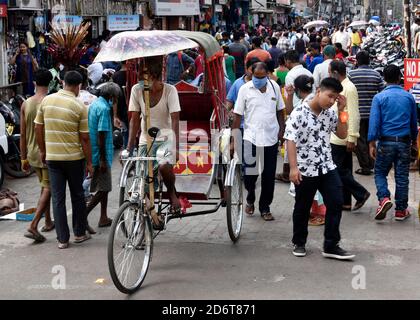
[125,57,181,227]
[284,50,314,111]
[313,45,336,89]
[231,62,286,221]
[332,25,350,51]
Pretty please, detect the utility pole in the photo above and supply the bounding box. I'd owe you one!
[404,0,412,58]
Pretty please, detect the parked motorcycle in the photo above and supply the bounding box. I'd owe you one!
[0,97,34,179]
[348,27,406,80]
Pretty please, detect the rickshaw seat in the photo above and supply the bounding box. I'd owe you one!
[178,92,213,145]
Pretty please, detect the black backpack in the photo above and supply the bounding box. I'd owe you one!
[295,37,306,54]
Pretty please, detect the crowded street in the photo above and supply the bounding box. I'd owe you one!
[0,155,419,299]
[0,0,419,306]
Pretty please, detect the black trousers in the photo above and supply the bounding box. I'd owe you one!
[47,160,88,243]
[355,119,374,171]
[243,141,278,214]
[292,169,343,251]
[332,144,368,206]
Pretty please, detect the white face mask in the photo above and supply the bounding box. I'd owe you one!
[59,64,65,71]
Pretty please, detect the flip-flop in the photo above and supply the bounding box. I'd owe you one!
[41,223,55,233]
[98,219,112,228]
[74,234,92,244]
[24,230,46,243]
[261,213,275,221]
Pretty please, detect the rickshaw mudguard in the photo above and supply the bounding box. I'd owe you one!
[225,158,239,187]
[119,160,134,187]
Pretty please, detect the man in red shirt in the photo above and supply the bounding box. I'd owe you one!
[245,37,272,64]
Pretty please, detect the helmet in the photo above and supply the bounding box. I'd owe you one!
[113,129,123,149]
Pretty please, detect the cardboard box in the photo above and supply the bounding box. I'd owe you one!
[15,208,36,222]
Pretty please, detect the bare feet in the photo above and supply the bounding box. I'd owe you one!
[41,222,55,233]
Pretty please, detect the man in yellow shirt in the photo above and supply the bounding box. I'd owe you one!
[350,28,362,55]
[329,60,370,211]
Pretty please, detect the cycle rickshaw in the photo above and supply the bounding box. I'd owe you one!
[94,31,243,294]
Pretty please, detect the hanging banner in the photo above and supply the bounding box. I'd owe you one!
[0,0,7,18]
[52,15,83,30]
[107,15,140,31]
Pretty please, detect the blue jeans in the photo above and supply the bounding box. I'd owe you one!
[374,141,411,210]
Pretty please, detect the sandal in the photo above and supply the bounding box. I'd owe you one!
[58,242,69,249]
[245,204,255,216]
[24,230,46,243]
[74,234,92,244]
[309,216,325,226]
[355,169,373,176]
[98,218,112,228]
[41,223,55,233]
[261,213,275,221]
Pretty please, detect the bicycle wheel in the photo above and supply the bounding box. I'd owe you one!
[108,201,153,294]
[225,166,243,243]
[119,162,135,206]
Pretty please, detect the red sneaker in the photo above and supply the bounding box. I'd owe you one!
[395,209,411,221]
[375,197,393,220]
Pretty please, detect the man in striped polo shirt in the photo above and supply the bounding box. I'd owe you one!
[348,51,385,176]
[35,71,94,249]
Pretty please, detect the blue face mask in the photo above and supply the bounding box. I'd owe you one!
[252,76,268,90]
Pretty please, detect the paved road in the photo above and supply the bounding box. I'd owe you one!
[0,153,419,300]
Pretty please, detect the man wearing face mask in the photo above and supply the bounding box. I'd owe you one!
[85,82,121,232]
[126,57,181,224]
[231,62,286,221]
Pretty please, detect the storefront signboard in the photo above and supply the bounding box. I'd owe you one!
[107,15,140,31]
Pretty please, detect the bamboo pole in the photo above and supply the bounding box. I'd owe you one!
[143,66,160,226]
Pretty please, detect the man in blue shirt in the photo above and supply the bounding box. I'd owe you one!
[368,65,418,222]
[86,82,120,232]
[305,42,324,73]
[166,51,195,85]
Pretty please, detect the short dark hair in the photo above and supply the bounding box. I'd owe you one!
[270,37,278,47]
[233,32,241,41]
[252,36,262,47]
[252,62,268,73]
[319,77,343,94]
[34,68,53,87]
[222,31,229,38]
[284,50,300,63]
[356,50,370,66]
[75,67,88,87]
[278,54,286,66]
[383,64,401,84]
[246,57,261,69]
[294,75,314,94]
[64,70,83,86]
[310,42,321,52]
[334,42,343,50]
[266,59,276,73]
[330,60,347,77]
[223,46,230,55]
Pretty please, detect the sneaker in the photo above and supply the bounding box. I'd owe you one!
[292,245,307,257]
[375,197,393,220]
[395,209,411,221]
[322,246,355,261]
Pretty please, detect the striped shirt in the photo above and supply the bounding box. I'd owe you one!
[34,89,89,161]
[348,66,385,119]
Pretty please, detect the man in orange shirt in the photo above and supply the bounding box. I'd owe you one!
[245,37,272,64]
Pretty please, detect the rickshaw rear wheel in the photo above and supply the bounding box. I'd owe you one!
[108,201,153,294]
[225,166,243,243]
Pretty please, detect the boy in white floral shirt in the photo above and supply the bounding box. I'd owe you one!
[285,77,355,261]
